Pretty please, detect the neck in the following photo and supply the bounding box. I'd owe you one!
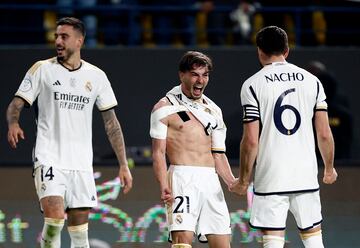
[61,53,81,70]
[185,92,202,102]
[261,55,286,66]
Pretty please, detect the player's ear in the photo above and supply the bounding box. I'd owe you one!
[179,71,185,82]
[257,47,261,56]
[257,47,266,66]
[257,47,266,59]
[284,47,289,59]
[79,36,84,48]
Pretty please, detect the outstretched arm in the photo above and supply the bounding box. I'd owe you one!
[314,111,337,184]
[101,109,133,194]
[7,97,26,149]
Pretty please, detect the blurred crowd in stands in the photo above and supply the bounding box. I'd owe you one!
[0,0,359,47]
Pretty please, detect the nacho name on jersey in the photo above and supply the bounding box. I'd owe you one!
[265,72,304,83]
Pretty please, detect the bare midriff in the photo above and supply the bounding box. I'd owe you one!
[166,111,215,167]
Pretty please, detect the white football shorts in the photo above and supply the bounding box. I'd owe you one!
[33,164,97,210]
[166,165,231,242]
[250,191,322,230]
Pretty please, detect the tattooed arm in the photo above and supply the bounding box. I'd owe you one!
[7,97,26,149]
[101,109,133,194]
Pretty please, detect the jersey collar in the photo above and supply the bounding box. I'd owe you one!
[264,61,288,67]
[57,57,83,72]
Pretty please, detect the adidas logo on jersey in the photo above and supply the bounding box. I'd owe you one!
[91,196,96,201]
[53,80,61,86]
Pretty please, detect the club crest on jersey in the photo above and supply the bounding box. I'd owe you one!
[19,76,32,92]
[70,78,76,88]
[85,81,92,92]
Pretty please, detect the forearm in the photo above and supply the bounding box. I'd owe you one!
[314,112,335,170]
[7,97,24,126]
[317,133,335,170]
[213,153,235,186]
[152,153,168,189]
[239,139,257,185]
[103,113,128,167]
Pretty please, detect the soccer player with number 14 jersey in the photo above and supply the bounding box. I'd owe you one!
[6,17,133,248]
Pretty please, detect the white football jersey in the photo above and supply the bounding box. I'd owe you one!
[16,57,118,172]
[241,61,327,194]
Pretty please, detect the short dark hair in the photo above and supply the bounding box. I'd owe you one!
[56,17,86,37]
[179,51,213,72]
[256,26,288,56]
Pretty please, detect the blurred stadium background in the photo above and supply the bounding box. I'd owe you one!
[0,1,359,247]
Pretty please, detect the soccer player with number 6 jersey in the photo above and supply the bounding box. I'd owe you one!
[231,26,338,248]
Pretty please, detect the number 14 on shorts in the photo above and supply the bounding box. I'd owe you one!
[41,166,54,181]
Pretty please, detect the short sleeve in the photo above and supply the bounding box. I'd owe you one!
[211,108,226,153]
[211,126,227,153]
[240,82,260,123]
[315,80,328,111]
[96,71,118,111]
[15,61,43,106]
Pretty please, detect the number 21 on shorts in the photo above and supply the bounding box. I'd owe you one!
[173,196,190,213]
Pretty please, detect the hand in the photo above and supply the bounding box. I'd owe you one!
[160,186,173,206]
[227,177,238,192]
[230,179,249,196]
[323,168,338,184]
[7,123,25,149]
[119,165,133,194]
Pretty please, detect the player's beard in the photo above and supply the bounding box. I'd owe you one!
[57,48,75,63]
[57,55,64,62]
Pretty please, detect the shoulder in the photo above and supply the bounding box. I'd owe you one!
[27,57,55,75]
[152,97,172,112]
[204,95,222,113]
[241,75,257,95]
[81,60,107,75]
[289,63,318,80]
[242,69,264,89]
